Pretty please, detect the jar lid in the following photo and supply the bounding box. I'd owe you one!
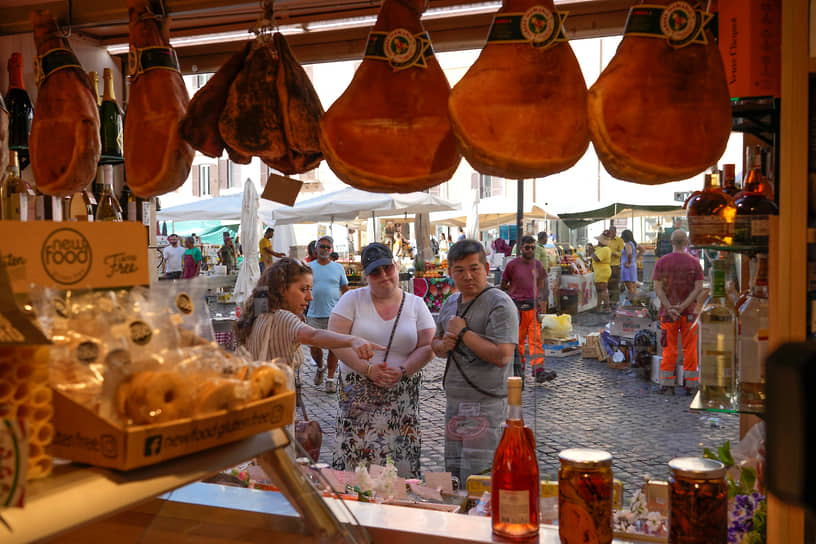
[668,457,726,479]
[558,448,613,468]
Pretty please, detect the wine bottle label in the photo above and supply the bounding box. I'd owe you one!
[34,48,82,86]
[623,3,714,49]
[497,489,530,524]
[364,31,434,71]
[128,46,180,79]
[750,217,770,237]
[688,216,732,241]
[486,8,568,50]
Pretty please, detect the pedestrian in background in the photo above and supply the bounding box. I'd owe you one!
[329,243,435,477]
[588,232,612,312]
[259,227,286,273]
[620,229,642,297]
[653,230,704,395]
[162,233,185,279]
[219,232,237,274]
[308,236,349,393]
[501,235,554,383]
[432,240,518,483]
[607,225,624,307]
[181,236,202,279]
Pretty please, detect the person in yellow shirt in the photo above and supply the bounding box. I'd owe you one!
[259,227,286,273]
[588,232,612,312]
[607,225,624,306]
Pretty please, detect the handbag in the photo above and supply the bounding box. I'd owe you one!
[294,380,323,462]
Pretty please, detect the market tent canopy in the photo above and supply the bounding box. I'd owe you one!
[430,196,558,230]
[557,203,684,230]
[270,187,460,225]
[156,192,282,225]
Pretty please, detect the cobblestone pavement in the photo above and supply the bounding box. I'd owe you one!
[298,312,739,502]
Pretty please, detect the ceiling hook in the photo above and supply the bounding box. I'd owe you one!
[58,0,72,38]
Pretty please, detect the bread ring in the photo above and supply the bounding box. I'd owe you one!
[250,366,287,400]
[195,380,246,414]
[124,370,193,425]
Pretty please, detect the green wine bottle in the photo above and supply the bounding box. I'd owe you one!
[100,68,123,158]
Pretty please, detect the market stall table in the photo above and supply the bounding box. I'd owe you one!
[559,272,597,314]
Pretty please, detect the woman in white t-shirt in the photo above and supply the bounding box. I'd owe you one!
[329,243,435,478]
[235,258,381,374]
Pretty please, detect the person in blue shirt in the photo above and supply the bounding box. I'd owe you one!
[308,236,350,392]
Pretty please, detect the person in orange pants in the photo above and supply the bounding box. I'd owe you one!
[501,235,555,382]
[653,230,704,395]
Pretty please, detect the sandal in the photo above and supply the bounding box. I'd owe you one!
[314,366,326,386]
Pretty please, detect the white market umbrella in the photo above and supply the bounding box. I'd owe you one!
[465,188,480,240]
[157,191,282,225]
[232,182,262,306]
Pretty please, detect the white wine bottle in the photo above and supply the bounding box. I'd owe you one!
[94,165,122,222]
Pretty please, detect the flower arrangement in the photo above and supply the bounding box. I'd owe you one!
[703,441,767,544]
[612,485,668,537]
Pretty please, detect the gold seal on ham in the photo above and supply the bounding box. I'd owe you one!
[319,0,461,193]
[448,0,589,179]
[124,0,193,198]
[587,0,731,184]
[29,10,100,197]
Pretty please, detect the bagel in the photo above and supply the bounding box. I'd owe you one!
[124,370,193,424]
[250,365,287,400]
[195,380,247,414]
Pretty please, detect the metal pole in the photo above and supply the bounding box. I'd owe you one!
[516,179,524,244]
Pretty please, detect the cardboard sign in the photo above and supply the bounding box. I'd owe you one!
[261,173,302,206]
[0,221,149,293]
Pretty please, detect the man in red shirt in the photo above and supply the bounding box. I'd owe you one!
[501,235,555,382]
[652,229,704,395]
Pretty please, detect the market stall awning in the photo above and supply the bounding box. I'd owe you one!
[430,196,558,230]
[270,187,460,225]
[156,192,282,225]
[557,203,684,230]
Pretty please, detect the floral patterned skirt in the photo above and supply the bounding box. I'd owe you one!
[332,369,422,478]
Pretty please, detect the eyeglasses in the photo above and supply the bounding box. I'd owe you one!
[318,244,332,249]
[368,264,395,278]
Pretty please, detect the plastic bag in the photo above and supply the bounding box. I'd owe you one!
[541,314,572,338]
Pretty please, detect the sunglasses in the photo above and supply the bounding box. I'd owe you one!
[523,245,536,250]
[318,244,332,249]
[368,264,395,278]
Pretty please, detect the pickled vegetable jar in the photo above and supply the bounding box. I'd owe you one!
[667,457,727,543]
[558,448,613,544]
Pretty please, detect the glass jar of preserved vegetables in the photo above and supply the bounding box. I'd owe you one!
[668,457,727,543]
[558,448,613,544]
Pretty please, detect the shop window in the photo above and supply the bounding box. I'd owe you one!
[199,165,211,196]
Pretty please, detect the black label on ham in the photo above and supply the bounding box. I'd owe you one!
[624,5,714,48]
[487,9,568,50]
[34,49,81,86]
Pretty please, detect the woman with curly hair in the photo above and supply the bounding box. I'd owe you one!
[235,258,381,372]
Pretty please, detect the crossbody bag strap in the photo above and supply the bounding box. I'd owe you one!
[443,287,506,398]
[383,291,406,362]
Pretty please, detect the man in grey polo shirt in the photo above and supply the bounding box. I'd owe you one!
[432,239,519,483]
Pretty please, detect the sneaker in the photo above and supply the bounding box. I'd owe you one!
[313,366,326,386]
[534,370,557,383]
[658,386,675,395]
[325,378,337,393]
[684,386,698,397]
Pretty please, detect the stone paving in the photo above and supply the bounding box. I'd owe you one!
[298,312,740,502]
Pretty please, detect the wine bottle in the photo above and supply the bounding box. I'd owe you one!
[491,376,539,541]
[737,254,769,410]
[699,258,737,410]
[88,70,101,107]
[5,53,33,151]
[686,169,736,247]
[100,68,123,158]
[734,146,778,246]
[721,163,739,197]
[94,165,122,222]
[2,151,35,221]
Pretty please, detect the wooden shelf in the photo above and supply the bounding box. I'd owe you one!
[0,430,289,544]
[809,57,816,73]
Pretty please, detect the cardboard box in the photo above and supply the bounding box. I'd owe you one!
[644,479,669,515]
[542,337,580,357]
[609,308,653,339]
[51,389,295,470]
[0,221,149,294]
[718,0,781,98]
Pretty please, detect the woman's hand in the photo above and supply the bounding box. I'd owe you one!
[370,363,402,387]
[351,337,384,361]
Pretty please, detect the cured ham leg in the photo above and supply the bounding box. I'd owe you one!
[29,10,100,197]
[448,0,589,178]
[180,41,252,159]
[587,1,731,184]
[319,0,460,192]
[124,0,193,198]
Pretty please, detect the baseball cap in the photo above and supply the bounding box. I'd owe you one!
[361,242,394,275]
